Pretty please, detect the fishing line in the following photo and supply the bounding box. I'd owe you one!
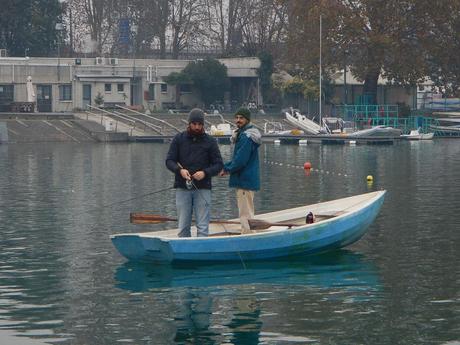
[72,186,175,217]
[178,162,211,208]
[237,252,247,270]
[189,177,239,235]
[178,163,243,234]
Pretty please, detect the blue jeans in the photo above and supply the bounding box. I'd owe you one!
[176,188,211,237]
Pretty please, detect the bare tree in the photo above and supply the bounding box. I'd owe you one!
[63,0,288,59]
[169,0,203,58]
[241,0,288,56]
[82,0,119,55]
[126,0,169,58]
[201,0,248,56]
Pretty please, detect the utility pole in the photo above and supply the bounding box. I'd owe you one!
[131,23,138,106]
[319,15,322,127]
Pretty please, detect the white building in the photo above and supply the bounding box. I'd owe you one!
[0,56,261,113]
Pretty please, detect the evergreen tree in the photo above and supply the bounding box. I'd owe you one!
[0,0,64,57]
[182,59,230,107]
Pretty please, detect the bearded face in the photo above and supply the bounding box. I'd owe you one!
[188,122,204,135]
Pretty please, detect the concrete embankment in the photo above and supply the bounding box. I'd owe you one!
[0,111,294,144]
[0,113,130,143]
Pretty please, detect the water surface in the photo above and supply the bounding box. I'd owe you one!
[0,140,459,344]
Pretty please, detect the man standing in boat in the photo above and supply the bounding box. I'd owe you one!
[220,107,261,233]
[166,108,223,237]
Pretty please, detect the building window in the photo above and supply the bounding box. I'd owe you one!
[105,83,112,93]
[59,84,72,101]
[117,83,124,93]
[0,84,14,101]
[148,84,155,100]
[161,84,167,93]
[180,84,192,94]
[0,84,14,112]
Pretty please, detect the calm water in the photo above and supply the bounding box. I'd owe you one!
[0,140,459,345]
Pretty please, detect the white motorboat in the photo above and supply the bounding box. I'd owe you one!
[401,128,434,140]
[348,125,402,138]
[285,110,322,135]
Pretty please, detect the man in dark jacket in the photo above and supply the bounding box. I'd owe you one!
[220,107,261,233]
[166,108,223,237]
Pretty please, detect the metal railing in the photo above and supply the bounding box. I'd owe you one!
[116,105,181,133]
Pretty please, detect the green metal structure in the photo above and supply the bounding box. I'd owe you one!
[335,103,458,136]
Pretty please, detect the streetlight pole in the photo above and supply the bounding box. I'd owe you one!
[56,0,67,81]
[55,22,64,82]
[131,23,138,106]
[319,15,322,127]
[344,49,349,106]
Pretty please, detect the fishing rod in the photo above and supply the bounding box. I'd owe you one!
[72,186,175,217]
[177,162,211,207]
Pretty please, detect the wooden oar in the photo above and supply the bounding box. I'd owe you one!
[247,219,299,230]
[130,213,299,230]
[130,213,241,226]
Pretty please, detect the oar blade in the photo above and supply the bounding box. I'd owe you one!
[247,219,272,230]
[131,219,164,224]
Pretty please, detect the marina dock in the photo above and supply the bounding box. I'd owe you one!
[0,111,401,145]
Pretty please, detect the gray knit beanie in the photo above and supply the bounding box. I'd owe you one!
[188,108,205,124]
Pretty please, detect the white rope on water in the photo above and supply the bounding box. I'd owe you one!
[263,160,349,178]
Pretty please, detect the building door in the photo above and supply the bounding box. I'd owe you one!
[83,84,92,109]
[36,85,52,112]
[130,77,142,106]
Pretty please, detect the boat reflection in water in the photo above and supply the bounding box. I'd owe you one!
[114,250,380,293]
[115,250,381,344]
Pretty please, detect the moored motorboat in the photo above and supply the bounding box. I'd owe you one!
[401,128,434,140]
[111,191,386,263]
[285,110,322,135]
[348,125,402,138]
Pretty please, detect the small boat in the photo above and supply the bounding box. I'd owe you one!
[209,123,232,136]
[401,128,434,140]
[285,110,322,135]
[348,125,402,138]
[263,121,304,135]
[111,191,386,263]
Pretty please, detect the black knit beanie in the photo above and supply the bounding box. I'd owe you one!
[188,108,205,124]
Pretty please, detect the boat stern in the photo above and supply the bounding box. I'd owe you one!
[111,234,173,262]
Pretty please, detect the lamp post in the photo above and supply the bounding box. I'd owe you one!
[319,15,322,127]
[131,23,138,106]
[55,22,64,81]
[344,49,349,106]
[56,0,68,81]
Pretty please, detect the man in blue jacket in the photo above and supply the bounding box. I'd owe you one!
[166,108,223,237]
[220,107,261,233]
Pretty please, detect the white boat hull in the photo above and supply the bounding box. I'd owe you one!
[401,129,434,140]
[285,112,321,135]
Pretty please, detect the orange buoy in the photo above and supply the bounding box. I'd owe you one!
[303,162,312,170]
